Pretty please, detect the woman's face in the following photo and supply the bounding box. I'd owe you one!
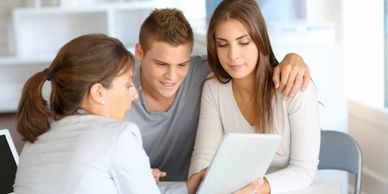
[214,19,259,80]
[103,68,138,121]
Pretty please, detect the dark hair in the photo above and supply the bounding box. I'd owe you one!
[207,0,279,133]
[17,34,135,143]
[139,8,194,54]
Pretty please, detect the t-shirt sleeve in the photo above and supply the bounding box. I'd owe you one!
[191,55,212,80]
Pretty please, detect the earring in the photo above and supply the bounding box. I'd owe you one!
[101,100,105,105]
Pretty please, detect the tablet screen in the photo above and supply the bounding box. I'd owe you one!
[197,133,281,194]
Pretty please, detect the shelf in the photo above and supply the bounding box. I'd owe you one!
[12,2,156,57]
[2,1,207,113]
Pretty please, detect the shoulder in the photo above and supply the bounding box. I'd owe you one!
[290,81,318,102]
[275,81,319,113]
[97,118,141,141]
[202,78,231,100]
[63,115,142,143]
[203,77,225,91]
[190,55,208,65]
[189,55,211,76]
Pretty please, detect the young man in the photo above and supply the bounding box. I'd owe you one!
[126,8,310,183]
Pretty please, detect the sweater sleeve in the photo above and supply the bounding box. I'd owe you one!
[189,80,224,177]
[265,83,321,193]
[109,123,161,194]
[110,123,189,194]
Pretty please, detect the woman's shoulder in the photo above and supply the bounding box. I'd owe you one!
[57,115,141,141]
[274,81,319,111]
[92,116,141,138]
[204,77,231,88]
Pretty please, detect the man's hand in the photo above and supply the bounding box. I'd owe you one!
[151,168,167,185]
[186,168,207,194]
[273,53,310,100]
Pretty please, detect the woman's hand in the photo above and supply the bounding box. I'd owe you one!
[234,177,270,194]
[186,168,207,194]
[273,53,310,100]
[151,168,167,185]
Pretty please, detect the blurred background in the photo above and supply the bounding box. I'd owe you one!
[0,0,387,193]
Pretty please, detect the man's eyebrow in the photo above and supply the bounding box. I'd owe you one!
[152,59,170,65]
[152,59,190,65]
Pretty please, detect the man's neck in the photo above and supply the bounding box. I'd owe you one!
[142,90,176,112]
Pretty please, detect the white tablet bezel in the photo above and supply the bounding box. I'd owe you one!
[197,133,281,194]
[0,129,19,164]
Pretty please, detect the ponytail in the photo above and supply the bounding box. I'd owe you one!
[16,34,134,143]
[17,71,52,143]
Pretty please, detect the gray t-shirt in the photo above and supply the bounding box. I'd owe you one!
[126,55,210,181]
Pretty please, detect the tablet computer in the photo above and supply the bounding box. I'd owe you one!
[197,133,281,194]
[0,129,19,194]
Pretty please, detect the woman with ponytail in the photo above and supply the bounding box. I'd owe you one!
[14,34,190,194]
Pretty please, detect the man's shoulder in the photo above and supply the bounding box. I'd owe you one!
[191,55,207,62]
[190,55,209,71]
[186,55,211,82]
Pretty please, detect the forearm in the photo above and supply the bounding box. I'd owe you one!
[265,165,317,193]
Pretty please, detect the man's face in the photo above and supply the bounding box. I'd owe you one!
[136,41,192,100]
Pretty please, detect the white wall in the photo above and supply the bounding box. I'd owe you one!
[306,0,342,42]
[348,101,388,194]
[343,0,385,108]
[303,1,388,193]
[0,0,25,56]
[342,0,388,193]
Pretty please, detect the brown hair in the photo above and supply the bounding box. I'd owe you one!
[139,8,194,54]
[207,0,279,133]
[17,34,135,143]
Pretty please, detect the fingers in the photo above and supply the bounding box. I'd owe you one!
[151,168,167,184]
[301,68,311,91]
[287,68,306,99]
[152,168,166,177]
[282,66,298,99]
[234,178,264,194]
[272,66,281,89]
[275,53,311,99]
[278,65,291,92]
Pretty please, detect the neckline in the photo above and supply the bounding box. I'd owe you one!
[227,81,255,129]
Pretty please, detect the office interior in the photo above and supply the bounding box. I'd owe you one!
[0,0,387,193]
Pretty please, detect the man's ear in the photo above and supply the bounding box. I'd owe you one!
[89,83,106,105]
[135,43,144,60]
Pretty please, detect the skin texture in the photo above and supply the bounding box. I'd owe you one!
[135,41,191,112]
[82,68,138,121]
